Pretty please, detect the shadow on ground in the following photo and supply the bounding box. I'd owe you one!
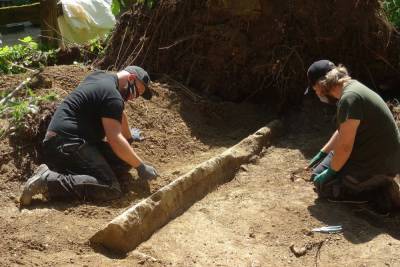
[308,199,400,244]
[19,172,152,212]
[160,78,277,148]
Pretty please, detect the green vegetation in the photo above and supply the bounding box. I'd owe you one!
[140,0,157,9]
[87,37,106,57]
[0,36,55,74]
[111,0,123,15]
[111,0,157,14]
[383,0,400,28]
[0,86,58,138]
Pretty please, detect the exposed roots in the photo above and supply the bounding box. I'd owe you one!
[95,0,400,111]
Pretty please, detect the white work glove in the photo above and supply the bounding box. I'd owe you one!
[130,127,144,141]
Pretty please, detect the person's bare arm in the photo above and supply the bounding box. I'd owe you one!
[121,112,131,141]
[305,130,339,170]
[102,117,142,168]
[321,130,339,153]
[330,119,360,171]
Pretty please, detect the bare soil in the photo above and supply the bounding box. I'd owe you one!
[135,130,400,267]
[0,65,272,266]
[0,65,399,266]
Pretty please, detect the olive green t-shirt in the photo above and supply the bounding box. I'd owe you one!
[337,80,400,178]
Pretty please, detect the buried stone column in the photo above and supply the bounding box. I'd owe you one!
[90,120,283,254]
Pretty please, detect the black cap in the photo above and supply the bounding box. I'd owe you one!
[304,60,335,95]
[124,66,152,100]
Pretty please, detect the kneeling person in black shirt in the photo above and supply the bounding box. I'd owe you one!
[20,66,158,206]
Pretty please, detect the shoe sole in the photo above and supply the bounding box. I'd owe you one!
[327,199,369,204]
[20,164,49,206]
[354,207,390,218]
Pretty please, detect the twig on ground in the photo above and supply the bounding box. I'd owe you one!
[162,74,202,102]
[0,70,41,106]
[0,126,10,141]
[158,34,200,50]
[368,48,400,75]
[9,62,37,73]
[122,6,159,68]
[315,240,325,267]
[115,24,130,69]
[140,10,167,66]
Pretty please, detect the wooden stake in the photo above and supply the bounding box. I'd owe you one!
[40,0,60,48]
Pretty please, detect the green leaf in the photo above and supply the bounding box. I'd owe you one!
[19,36,33,43]
[384,0,400,28]
[111,0,121,16]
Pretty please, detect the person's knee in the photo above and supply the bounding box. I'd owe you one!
[98,184,122,200]
[101,180,122,199]
[110,187,122,199]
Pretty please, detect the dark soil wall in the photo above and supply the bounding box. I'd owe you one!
[97,0,400,111]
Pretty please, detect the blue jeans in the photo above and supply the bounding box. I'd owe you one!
[42,135,130,201]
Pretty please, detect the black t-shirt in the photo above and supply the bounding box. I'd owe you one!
[47,71,124,143]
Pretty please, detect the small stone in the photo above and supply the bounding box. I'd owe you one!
[138,259,145,265]
[304,230,314,237]
[240,166,249,172]
[249,232,255,238]
[289,244,307,257]
[249,155,259,163]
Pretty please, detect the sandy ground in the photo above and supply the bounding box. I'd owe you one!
[2,126,399,266]
[1,65,399,266]
[135,132,400,267]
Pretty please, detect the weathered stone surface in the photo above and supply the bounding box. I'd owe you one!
[90,120,283,253]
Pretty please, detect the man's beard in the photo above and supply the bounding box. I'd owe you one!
[318,93,338,105]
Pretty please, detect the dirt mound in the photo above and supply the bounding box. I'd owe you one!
[0,64,274,265]
[96,0,400,111]
[0,64,399,265]
[0,64,271,200]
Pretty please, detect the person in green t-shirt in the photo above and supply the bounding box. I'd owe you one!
[304,60,400,214]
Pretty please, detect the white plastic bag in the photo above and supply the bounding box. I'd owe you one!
[57,0,116,44]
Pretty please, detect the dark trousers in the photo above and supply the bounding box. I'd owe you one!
[42,135,131,201]
[312,152,399,212]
